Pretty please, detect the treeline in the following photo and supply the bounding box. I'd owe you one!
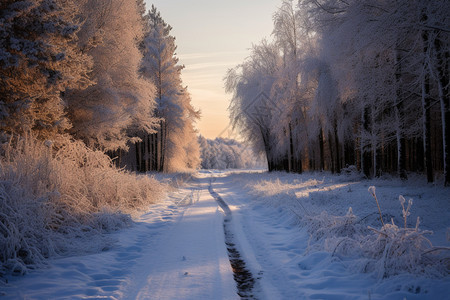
[0,0,200,172]
[198,136,266,170]
[225,0,449,185]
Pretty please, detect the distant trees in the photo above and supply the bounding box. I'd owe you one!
[226,0,449,185]
[198,136,265,170]
[0,1,200,172]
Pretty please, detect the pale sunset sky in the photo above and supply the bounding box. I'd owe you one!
[145,1,280,139]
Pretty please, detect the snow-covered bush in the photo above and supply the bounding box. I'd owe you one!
[340,165,364,180]
[247,174,449,280]
[306,208,361,247]
[0,136,165,276]
[307,187,449,279]
[357,187,449,278]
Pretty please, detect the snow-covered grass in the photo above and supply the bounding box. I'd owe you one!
[231,171,450,283]
[0,137,166,277]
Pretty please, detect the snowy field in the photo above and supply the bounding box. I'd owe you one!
[1,170,449,299]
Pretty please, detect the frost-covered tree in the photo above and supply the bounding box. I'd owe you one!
[226,0,449,184]
[271,0,323,173]
[64,0,157,151]
[226,40,281,171]
[0,0,92,140]
[425,0,450,186]
[163,89,201,172]
[138,5,200,172]
[271,0,302,172]
[318,0,414,178]
[313,0,448,182]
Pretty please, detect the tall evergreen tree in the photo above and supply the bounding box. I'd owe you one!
[0,0,92,140]
[64,0,157,151]
[139,5,200,172]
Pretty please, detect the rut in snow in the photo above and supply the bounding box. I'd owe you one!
[208,178,257,300]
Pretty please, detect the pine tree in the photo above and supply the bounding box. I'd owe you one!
[0,0,92,140]
[139,5,200,172]
[64,0,157,151]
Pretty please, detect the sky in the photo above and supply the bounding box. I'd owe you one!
[145,0,280,139]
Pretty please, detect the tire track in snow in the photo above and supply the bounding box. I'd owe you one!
[208,177,257,299]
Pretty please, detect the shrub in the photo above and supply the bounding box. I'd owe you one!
[302,186,449,279]
[0,136,165,276]
[360,187,449,278]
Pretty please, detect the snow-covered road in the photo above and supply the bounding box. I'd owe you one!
[2,171,240,299]
[122,173,237,299]
[2,170,449,299]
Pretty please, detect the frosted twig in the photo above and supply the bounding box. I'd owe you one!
[368,186,384,227]
[422,247,450,255]
[367,226,388,237]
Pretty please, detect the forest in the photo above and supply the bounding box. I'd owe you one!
[225,0,449,185]
[0,0,200,275]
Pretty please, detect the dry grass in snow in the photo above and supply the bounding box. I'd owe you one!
[0,136,166,276]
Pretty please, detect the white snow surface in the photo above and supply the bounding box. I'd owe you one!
[1,170,449,299]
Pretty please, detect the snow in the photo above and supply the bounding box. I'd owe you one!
[1,174,237,299]
[223,171,450,299]
[1,170,449,299]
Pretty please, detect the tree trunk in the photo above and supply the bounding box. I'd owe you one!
[117,149,122,168]
[147,134,152,171]
[423,58,434,182]
[395,50,407,180]
[160,120,167,172]
[328,131,335,173]
[260,126,273,172]
[371,106,377,178]
[156,128,161,172]
[288,123,294,173]
[133,144,137,172]
[434,35,450,186]
[310,147,315,171]
[362,107,371,178]
[143,134,148,172]
[421,18,434,183]
[334,119,341,173]
[137,141,142,172]
[152,133,157,171]
[363,151,372,178]
[319,125,325,171]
